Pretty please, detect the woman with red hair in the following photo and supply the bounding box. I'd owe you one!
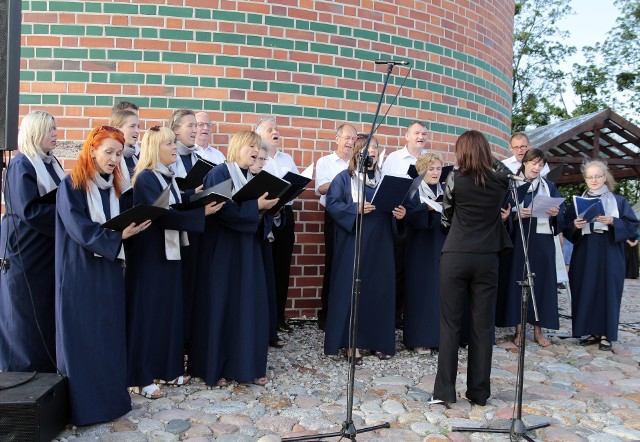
[55,126,150,426]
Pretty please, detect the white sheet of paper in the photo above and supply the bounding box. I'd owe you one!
[531,195,565,218]
[424,198,443,213]
[300,162,314,179]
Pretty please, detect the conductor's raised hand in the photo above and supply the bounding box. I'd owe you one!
[392,205,406,220]
[205,200,225,216]
[501,204,511,222]
[122,219,152,240]
[258,192,279,210]
[358,201,375,215]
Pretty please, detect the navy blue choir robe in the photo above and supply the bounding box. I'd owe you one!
[189,164,269,384]
[564,193,638,341]
[403,193,446,349]
[501,179,565,329]
[125,170,205,386]
[324,170,396,356]
[55,175,131,426]
[259,221,279,343]
[179,157,201,353]
[0,153,60,372]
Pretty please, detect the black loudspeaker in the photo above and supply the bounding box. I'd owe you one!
[0,0,21,151]
[0,372,70,442]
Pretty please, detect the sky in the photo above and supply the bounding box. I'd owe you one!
[556,0,620,111]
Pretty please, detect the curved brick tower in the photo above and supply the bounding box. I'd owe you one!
[18,0,515,316]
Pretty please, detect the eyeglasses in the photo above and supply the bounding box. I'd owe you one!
[585,174,605,181]
[148,125,161,132]
[338,136,357,142]
[510,144,529,151]
[256,157,268,162]
[197,122,213,128]
[97,125,122,135]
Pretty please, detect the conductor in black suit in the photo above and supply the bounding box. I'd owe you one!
[432,130,512,407]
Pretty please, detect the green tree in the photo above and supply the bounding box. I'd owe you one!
[512,0,576,131]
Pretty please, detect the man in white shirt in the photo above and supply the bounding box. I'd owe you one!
[381,120,429,328]
[194,112,226,165]
[503,132,550,176]
[382,120,429,177]
[255,117,299,334]
[315,123,357,330]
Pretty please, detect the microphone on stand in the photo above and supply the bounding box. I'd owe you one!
[375,59,411,66]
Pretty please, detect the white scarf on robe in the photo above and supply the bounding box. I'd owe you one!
[525,177,552,234]
[173,141,200,178]
[581,185,619,235]
[226,161,253,194]
[152,164,189,260]
[87,173,125,260]
[350,168,381,204]
[418,181,443,204]
[24,147,65,196]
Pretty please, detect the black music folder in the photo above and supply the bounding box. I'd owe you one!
[407,164,419,179]
[101,186,169,231]
[171,179,233,210]
[175,158,216,190]
[266,171,312,215]
[546,164,563,183]
[37,188,57,204]
[232,171,291,203]
[371,175,415,212]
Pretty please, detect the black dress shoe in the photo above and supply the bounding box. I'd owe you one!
[465,394,487,406]
[317,317,326,331]
[427,395,452,409]
[269,339,285,349]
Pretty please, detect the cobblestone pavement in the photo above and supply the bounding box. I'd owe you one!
[55,281,640,442]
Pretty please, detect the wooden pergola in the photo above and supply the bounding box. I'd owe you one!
[526,109,640,185]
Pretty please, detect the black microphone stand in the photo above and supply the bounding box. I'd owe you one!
[453,177,549,441]
[282,62,399,442]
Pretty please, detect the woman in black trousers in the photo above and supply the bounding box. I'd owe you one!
[433,130,512,406]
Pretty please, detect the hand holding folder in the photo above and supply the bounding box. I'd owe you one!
[232,171,291,203]
[573,195,605,223]
[101,186,170,231]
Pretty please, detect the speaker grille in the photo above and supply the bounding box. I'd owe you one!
[0,0,20,151]
[0,404,37,442]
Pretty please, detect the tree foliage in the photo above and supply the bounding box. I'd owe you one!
[512,0,576,131]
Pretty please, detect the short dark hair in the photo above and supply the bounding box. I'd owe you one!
[112,101,139,112]
[407,120,427,131]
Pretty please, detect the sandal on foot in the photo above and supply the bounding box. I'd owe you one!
[155,375,191,386]
[346,349,363,366]
[599,338,612,351]
[579,335,600,346]
[375,351,391,360]
[253,377,268,386]
[534,333,551,347]
[215,378,228,387]
[129,384,165,399]
[416,347,432,356]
